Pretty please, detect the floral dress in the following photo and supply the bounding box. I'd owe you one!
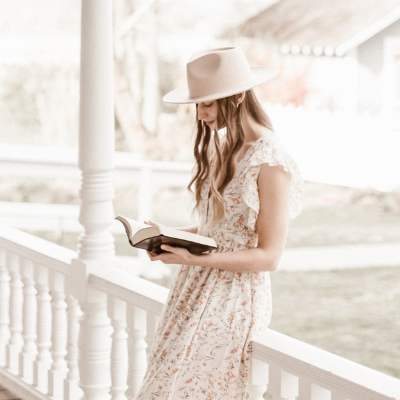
[135,132,303,400]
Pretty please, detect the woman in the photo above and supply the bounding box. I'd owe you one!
[136,47,303,400]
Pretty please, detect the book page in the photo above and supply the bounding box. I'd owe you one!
[126,217,149,237]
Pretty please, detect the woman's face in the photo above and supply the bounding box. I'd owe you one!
[197,101,219,131]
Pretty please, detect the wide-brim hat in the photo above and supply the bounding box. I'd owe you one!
[163,47,278,104]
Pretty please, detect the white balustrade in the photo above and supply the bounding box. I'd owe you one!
[87,269,169,400]
[65,295,82,400]
[0,223,75,399]
[128,306,147,399]
[6,253,23,375]
[248,357,269,400]
[281,371,299,400]
[331,391,347,400]
[48,271,68,399]
[34,265,52,392]
[267,364,300,400]
[251,329,400,400]
[109,297,128,400]
[78,288,112,400]
[0,223,400,400]
[145,313,159,355]
[311,385,331,400]
[20,258,38,383]
[268,364,284,399]
[0,249,10,367]
[298,377,312,400]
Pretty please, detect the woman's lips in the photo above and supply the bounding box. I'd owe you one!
[205,120,214,125]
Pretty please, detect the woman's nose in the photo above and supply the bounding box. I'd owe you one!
[197,104,206,120]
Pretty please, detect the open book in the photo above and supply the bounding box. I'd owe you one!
[115,215,217,255]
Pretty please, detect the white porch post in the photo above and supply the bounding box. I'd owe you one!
[75,1,115,400]
[78,0,115,261]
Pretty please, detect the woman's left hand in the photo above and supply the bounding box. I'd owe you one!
[147,245,194,265]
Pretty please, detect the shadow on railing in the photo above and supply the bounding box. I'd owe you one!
[0,223,399,400]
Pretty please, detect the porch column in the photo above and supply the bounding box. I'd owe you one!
[75,1,115,400]
[78,0,115,261]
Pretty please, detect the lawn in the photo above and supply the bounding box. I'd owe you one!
[269,266,400,379]
[145,265,400,380]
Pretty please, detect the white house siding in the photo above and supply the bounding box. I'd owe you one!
[305,51,359,112]
[357,19,400,113]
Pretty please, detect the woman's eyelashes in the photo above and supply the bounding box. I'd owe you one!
[204,103,213,108]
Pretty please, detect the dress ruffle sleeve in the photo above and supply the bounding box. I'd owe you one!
[242,135,304,231]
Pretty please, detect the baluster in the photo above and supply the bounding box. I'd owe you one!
[128,306,147,399]
[146,312,159,353]
[20,258,38,383]
[268,364,298,400]
[78,287,112,400]
[48,271,68,399]
[109,297,128,400]
[34,265,52,392]
[0,248,10,367]
[312,384,331,400]
[298,377,312,400]
[281,371,299,400]
[65,295,83,400]
[6,253,23,374]
[331,391,347,400]
[247,357,269,400]
[268,364,283,400]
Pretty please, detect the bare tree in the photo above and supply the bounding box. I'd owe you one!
[113,0,160,154]
[1,63,79,147]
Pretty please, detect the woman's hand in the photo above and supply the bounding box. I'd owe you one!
[144,220,162,228]
[147,245,195,265]
[145,220,199,234]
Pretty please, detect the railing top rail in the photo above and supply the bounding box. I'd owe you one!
[88,265,169,314]
[253,329,400,400]
[0,222,75,273]
[0,143,193,172]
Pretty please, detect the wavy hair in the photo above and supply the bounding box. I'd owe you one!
[188,89,274,226]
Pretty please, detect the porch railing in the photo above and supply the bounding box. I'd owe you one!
[0,223,399,400]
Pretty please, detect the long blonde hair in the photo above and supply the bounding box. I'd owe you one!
[188,89,274,225]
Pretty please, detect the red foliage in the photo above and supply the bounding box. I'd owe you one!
[246,44,310,106]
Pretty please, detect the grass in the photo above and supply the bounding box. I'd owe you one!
[145,266,400,382]
[286,182,400,248]
[269,266,400,379]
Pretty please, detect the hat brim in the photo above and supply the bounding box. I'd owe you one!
[163,66,278,104]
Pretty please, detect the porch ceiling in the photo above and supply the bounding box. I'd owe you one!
[239,0,400,55]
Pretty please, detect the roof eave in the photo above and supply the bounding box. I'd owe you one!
[279,5,400,57]
[335,5,400,56]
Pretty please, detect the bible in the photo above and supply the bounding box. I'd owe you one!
[115,215,217,255]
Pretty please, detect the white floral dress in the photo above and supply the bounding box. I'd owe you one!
[135,132,303,400]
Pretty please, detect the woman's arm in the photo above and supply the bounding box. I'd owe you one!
[148,163,291,272]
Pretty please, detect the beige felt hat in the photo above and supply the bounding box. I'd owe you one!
[163,47,278,104]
